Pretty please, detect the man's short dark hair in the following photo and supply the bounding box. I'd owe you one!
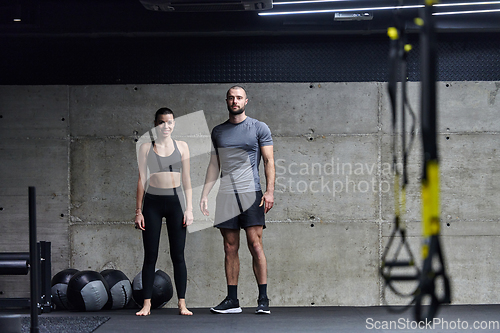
[227,85,247,98]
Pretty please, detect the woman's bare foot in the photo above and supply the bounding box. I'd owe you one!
[178,299,193,316]
[136,299,152,316]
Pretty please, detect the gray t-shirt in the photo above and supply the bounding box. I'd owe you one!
[211,117,273,194]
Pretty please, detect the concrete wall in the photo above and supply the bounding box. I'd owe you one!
[0,82,499,307]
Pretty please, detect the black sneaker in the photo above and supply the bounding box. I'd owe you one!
[210,296,242,314]
[255,297,271,314]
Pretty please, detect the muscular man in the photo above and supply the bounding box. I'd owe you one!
[200,85,275,314]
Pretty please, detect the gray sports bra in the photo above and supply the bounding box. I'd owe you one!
[147,136,182,174]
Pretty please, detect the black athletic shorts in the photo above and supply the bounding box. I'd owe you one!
[214,190,266,229]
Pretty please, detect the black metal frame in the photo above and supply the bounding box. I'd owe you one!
[0,188,52,333]
[0,242,51,312]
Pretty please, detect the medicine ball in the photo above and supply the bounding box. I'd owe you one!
[67,270,109,311]
[51,268,79,310]
[100,269,133,310]
[132,269,173,309]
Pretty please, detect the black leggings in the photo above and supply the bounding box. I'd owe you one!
[141,187,187,299]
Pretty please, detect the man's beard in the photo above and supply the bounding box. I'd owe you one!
[228,105,245,115]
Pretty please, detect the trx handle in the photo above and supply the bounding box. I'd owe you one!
[415,235,451,321]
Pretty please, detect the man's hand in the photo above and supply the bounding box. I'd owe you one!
[259,191,274,214]
[200,196,210,216]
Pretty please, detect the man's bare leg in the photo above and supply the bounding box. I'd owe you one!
[245,225,267,284]
[221,228,241,286]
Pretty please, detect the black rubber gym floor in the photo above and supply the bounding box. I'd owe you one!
[7,304,500,333]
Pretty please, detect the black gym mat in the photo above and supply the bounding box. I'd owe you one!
[21,316,110,333]
[12,304,500,333]
[89,305,500,333]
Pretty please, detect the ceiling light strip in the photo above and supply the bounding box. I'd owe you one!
[259,4,424,16]
[272,0,500,6]
[274,0,351,5]
[434,1,500,7]
[434,8,500,15]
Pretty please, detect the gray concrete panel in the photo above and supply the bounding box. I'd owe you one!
[70,223,143,277]
[439,81,500,133]
[0,138,68,196]
[380,81,500,135]
[243,83,381,136]
[381,132,500,223]
[270,135,380,222]
[380,229,500,305]
[70,137,137,223]
[69,83,380,138]
[0,86,69,139]
[441,235,500,304]
[440,134,500,221]
[69,84,229,138]
[265,222,379,307]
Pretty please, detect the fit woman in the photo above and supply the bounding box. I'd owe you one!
[135,108,193,316]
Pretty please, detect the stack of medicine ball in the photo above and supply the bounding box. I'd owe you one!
[51,268,173,311]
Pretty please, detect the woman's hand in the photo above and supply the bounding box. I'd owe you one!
[183,210,193,227]
[135,211,145,231]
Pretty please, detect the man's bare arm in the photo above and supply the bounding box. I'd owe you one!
[260,145,275,213]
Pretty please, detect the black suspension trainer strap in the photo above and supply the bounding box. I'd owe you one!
[380,17,420,313]
[380,2,452,321]
[414,1,451,321]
